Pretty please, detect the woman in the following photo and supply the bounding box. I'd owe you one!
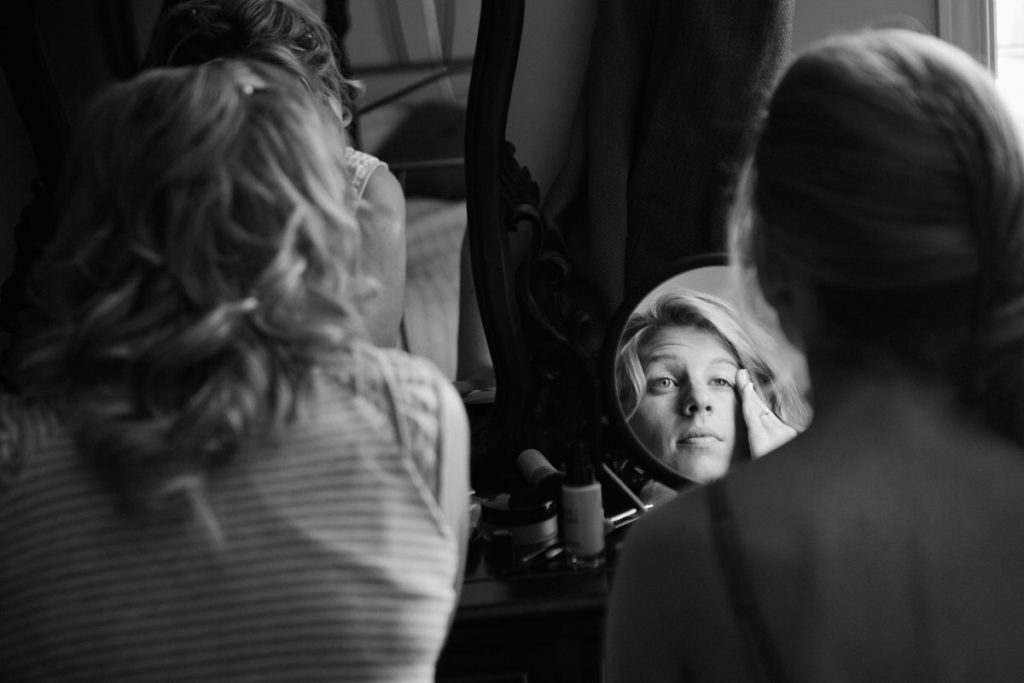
[616,290,806,488]
[147,0,408,349]
[0,60,468,682]
[606,29,1024,682]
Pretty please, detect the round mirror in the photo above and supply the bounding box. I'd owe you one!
[603,254,810,504]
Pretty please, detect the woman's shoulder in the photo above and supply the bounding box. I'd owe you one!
[345,147,402,209]
[321,345,462,504]
[344,146,385,173]
[623,482,718,559]
[606,482,735,679]
[364,343,450,386]
[715,379,1024,556]
[322,344,452,412]
[614,481,727,609]
[360,165,404,215]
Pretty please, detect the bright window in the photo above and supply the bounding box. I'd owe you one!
[995,0,1024,131]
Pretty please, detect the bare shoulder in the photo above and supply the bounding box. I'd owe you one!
[615,486,719,589]
[360,166,406,223]
[354,165,407,347]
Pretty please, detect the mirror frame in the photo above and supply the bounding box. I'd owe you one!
[463,0,528,472]
[599,252,730,491]
[464,0,605,486]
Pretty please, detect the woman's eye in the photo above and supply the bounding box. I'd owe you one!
[649,377,678,391]
[709,377,734,388]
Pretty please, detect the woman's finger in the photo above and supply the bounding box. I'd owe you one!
[736,367,798,457]
[736,368,767,421]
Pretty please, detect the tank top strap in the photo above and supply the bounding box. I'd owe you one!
[345,147,388,201]
[349,344,449,534]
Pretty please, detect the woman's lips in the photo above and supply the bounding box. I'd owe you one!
[678,431,721,445]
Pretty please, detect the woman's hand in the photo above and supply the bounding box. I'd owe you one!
[735,368,798,458]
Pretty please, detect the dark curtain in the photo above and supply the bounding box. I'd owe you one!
[543,0,795,319]
[0,0,145,389]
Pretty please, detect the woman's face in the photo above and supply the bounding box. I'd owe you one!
[628,326,741,483]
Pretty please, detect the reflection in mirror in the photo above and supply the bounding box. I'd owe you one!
[343,0,477,186]
[341,0,492,391]
[606,256,811,504]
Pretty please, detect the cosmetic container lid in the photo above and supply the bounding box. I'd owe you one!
[517,448,565,499]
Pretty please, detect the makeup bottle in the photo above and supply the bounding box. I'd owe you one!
[560,442,605,568]
[517,448,565,501]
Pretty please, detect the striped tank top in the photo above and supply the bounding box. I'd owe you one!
[0,345,460,682]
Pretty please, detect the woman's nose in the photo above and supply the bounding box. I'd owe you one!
[680,385,712,416]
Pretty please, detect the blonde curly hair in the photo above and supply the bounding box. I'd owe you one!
[19,59,368,531]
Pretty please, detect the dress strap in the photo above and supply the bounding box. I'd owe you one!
[707,478,790,683]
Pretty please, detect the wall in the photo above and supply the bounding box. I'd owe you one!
[792,0,936,50]
[0,0,164,352]
[506,0,597,200]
